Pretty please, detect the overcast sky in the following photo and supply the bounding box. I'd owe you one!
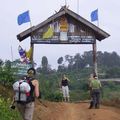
[0,0,120,68]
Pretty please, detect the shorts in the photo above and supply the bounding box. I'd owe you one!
[62,86,69,98]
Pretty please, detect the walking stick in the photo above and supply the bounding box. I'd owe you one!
[38,99,47,107]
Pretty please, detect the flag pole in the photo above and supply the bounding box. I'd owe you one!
[91,9,99,77]
[97,9,99,27]
[11,45,13,62]
[95,10,99,77]
[97,19,99,27]
[97,20,99,27]
[95,9,99,77]
[77,0,79,14]
[29,11,34,68]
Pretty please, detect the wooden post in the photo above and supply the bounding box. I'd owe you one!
[30,40,34,68]
[29,17,34,68]
[92,39,98,76]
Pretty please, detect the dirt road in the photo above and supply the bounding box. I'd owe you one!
[34,100,120,120]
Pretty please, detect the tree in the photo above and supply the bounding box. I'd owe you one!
[41,56,50,74]
[82,51,93,67]
[0,59,3,73]
[65,55,74,71]
[57,57,64,72]
[110,52,120,67]
[73,53,83,70]
[42,56,48,67]
[0,60,17,86]
[0,59,3,66]
[57,57,63,65]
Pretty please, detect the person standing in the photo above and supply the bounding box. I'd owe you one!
[16,68,39,120]
[61,74,70,102]
[89,75,102,109]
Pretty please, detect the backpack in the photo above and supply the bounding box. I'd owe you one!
[13,78,32,103]
[91,79,101,89]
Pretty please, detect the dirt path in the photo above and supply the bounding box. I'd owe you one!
[34,100,120,120]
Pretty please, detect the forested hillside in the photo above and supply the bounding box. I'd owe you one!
[0,51,120,120]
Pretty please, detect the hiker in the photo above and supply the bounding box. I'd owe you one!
[61,74,70,102]
[13,68,39,120]
[89,74,102,109]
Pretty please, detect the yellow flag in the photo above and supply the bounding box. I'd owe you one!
[26,47,32,60]
[43,27,54,39]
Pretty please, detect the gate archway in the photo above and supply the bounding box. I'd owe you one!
[17,6,110,76]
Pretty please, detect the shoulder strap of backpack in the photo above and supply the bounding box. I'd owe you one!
[18,80,24,102]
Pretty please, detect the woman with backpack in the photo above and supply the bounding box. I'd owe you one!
[13,68,40,120]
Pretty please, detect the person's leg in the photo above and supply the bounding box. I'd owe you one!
[65,86,70,102]
[62,86,66,102]
[89,92,94,109]
[64,97,67,102]
[95,91,100,108]
[67,97,70,102]
[91,90,96,108]
[24,102,34,120]
[88,89,93,109]
[89,99,93,109]
[17,103,25,120]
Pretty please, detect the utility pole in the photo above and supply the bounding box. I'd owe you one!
[11,46,13,62]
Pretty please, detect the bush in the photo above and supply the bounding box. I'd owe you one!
[0,97,21,120]
[70,90,89,102]
[102,86,120,108]
[45,91,63,102]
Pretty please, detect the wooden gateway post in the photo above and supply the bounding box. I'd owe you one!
[17,6,110,75]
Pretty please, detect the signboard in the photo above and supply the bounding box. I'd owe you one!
[60,32,68,41]
[31,35,95,44]
[68,36,95,44]
[16,63,32,75]
[12,62,32,75]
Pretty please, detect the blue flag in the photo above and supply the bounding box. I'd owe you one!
[17,11,30,25]
[90,9,98,22]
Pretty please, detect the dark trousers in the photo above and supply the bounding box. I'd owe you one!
[89,89,100,108]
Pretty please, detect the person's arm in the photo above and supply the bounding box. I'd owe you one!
[89,80,92,89]
[99,81,102,88]
[66,77,70,82]
[59,80,62,88]
[32,80,39,98]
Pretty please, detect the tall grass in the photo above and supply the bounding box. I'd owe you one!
[0,97,21,120]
